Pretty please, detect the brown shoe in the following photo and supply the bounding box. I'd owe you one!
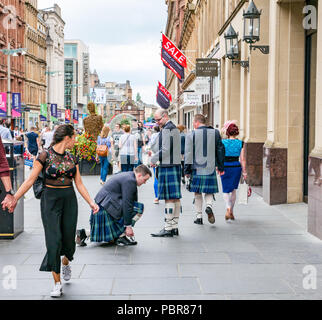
[205,206,215,224]
[228,208,235,221]
[225,209,230,221]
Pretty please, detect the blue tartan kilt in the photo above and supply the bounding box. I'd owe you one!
[158,165,182,200]
[90,208,125,243]
[220,161,242,193]
[190,170,219,194]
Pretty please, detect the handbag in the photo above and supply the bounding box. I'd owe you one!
[33,151,48,199]
[238,177,249,205]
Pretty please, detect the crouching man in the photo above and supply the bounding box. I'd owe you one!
[76,164,152,247]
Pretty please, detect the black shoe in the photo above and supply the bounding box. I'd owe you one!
[205,206,215,224]
[76,229,88,247]
[194,218,203,225]
[182,178,185,185]
[151,228,173,237]
[116,236,137,246]
[172,228,179,236]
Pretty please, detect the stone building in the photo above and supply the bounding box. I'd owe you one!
[90,69,100,88]
[164,0,322,240]
[24,0,47,129]
[39,4,65,121]
[0,0,26,126]
[114,99,145,123]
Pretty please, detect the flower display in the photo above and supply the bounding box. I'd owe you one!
[71,132,98,162]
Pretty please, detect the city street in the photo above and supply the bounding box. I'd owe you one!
[0,172,321,300]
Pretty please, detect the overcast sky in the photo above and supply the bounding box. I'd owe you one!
[38,0,168,104]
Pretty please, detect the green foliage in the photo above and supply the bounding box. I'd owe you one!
[120,118,130,127]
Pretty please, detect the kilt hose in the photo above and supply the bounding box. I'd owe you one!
[157,165,182,200]
[190,169,219,194]
[90,202,144,243]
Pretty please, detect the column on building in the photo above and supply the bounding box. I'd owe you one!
[264,0,305,205]
[308,1,322,239]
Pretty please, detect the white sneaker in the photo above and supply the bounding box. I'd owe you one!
[50,282,63,298]
[62,264,72,282]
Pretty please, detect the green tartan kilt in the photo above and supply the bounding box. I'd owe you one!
[190,170,219,194]
[157,165,182,200]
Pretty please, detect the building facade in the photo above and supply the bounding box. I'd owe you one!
[0,0,26,126]
[64,39,90,126]
[164,0,322,239]
[39,4,65,122]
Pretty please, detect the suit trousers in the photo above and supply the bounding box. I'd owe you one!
[40,187,78,274]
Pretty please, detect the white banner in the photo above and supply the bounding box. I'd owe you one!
[183,93,202,105]
[90,88,106,104]
[195,78,210,95]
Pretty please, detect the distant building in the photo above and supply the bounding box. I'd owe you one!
[90,69,100,88]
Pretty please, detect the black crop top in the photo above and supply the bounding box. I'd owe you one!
[36,147,79,187]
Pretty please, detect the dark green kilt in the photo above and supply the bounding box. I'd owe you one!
[157,165,182,200]
[190,170,219,194]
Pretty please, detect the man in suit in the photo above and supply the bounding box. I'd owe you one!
[150,108,182,237]
[76,164,152,247]
[184,114,225,225]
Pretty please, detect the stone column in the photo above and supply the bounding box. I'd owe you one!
[308,2,322,239]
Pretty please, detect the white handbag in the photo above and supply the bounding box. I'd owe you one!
[113,162,120,174]
[238,178,249,205]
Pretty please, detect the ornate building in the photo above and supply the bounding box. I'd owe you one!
[24,0,47,129]
[114,99,145,123]
[0,0,26,125]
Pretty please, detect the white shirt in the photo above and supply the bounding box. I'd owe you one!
[42,131,54,149]
[119,133,136,156]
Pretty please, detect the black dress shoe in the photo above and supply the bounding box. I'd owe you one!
[172,228,179,236]
[76,229,88,247]
[151,229,173,237]
[205,206,215,224]
[194,218,203,225]
[116,236,138,246]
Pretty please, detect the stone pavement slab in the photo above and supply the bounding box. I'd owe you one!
[0,174,322,300]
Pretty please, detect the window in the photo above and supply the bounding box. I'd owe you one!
[64,44,77,59]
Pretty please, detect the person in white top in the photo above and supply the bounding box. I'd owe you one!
[42,126,54,149]
[118,125,137,172]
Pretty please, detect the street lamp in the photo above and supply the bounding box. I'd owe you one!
[224,24,249,70]
[243,0,269,54]
[0,48,27,119]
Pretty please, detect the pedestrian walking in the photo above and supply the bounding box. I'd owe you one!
[41,126,54,150]
[2,124,99,298]
[150,109,182,238]
[97,126,112,185]
[184,114,225,225]
[26,127,40,157]
[0,119,13,140]
[119,125,138,172]
[76,164,151,247]
[220,121,247,221]
[131,119,145,167]
[111,123,124,169]
[147,125,160,204]
[177,125,186,185]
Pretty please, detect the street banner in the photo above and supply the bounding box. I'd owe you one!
[73,109,79,124]
[12,93,21,118]
[0,93,7,117]
[156,82,172,109]
[57,110,62,119]
[50,104,58,122]
[40,103,47,121]
[65,109,71,124]
[161,34,186,82]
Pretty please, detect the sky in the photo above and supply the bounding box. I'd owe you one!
[38,0,168,104]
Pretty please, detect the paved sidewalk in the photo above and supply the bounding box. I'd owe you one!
[0,172,322,300]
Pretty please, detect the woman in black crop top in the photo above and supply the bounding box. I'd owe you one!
[2,124,99,298]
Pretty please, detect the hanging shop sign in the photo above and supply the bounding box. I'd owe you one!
[12,93,21,118]
[156,82,172,109]
[196,58,218,77]
[195,78,210,95]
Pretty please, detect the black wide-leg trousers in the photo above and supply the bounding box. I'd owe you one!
[40,187,78,274]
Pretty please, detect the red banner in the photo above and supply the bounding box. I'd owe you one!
[65,109,71,123]
[158,82,172,102]
[162,34,187,68]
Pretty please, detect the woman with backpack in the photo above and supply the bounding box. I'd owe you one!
[97,126,112,185]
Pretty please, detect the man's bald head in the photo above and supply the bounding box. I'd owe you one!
[154,108,169,127]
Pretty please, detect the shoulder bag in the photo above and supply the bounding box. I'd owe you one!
[33,151,48,199]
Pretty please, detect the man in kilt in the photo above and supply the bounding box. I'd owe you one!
[76,165,152,247]
[184,114,225,225]
[150,109,182,237]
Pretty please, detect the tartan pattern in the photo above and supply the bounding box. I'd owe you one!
[190,170,219,194]
[157,166,182,200]
[90,202,144,242]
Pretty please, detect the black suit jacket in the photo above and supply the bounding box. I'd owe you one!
[94,171,138,226]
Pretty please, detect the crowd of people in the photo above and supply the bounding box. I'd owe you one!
[0,110,247,298]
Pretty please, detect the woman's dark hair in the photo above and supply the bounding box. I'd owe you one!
[51,124,75,146]
[153,125,160,133]
[226,124,239,137]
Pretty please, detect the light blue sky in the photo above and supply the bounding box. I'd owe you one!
[38,0,168,104]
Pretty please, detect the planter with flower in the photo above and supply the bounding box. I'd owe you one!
[71,132,101,175]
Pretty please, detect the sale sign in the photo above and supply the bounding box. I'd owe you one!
[161,34,187,82]
[156,82,172,109]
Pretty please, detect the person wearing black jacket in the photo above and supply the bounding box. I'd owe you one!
[77,165,152,247]
[184,114,225,225]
